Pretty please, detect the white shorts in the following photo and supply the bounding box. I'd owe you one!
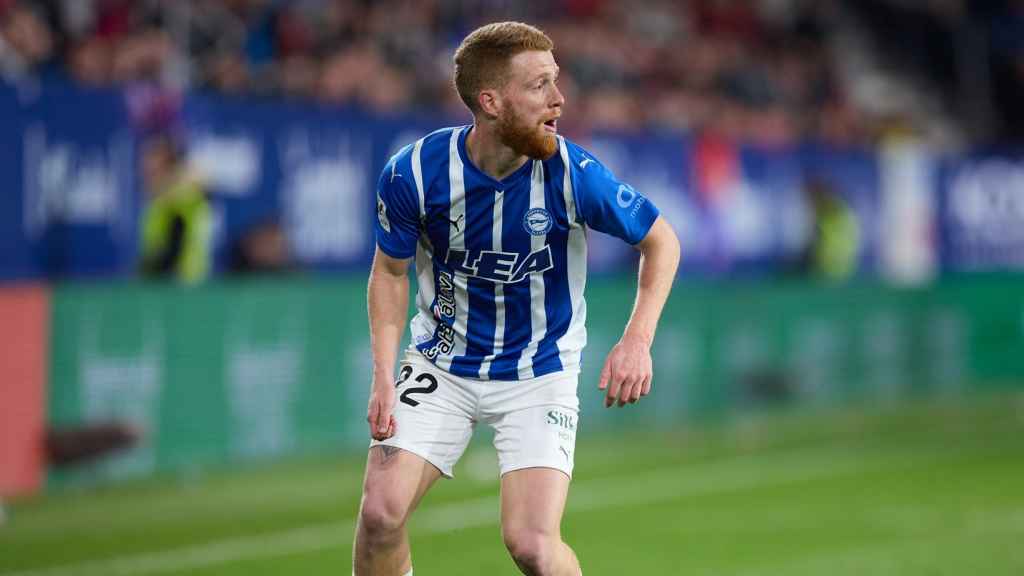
[371,350,579,479]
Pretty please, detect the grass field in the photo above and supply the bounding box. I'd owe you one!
[2,391,1023,576]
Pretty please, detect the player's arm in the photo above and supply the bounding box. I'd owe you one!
[599,216,680,407]
[368,148,419,437]
[367,247,412,440]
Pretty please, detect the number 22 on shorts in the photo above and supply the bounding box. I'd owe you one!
[395,365,438,407]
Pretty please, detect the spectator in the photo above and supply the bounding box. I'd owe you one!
[0,0,950,147]
[139,133,213,284]
[800,176,861,281]
[0,2,54,80]
[227,217,294,275]
[68,36,112,85]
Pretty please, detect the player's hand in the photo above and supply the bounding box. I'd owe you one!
[598,335,653,408]
[367,373,397,440]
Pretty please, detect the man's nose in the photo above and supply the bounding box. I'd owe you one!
[551,85,565,108]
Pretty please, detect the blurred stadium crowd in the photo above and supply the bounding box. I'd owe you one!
[3,0,1024,286]
[2,0,1023,147]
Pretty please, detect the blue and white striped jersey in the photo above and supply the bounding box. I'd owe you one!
[375,126,659,381]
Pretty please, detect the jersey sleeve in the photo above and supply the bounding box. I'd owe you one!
[568,143,660,245]
[374,154,420,259]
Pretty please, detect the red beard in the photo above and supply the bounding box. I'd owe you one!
[497,109,558,160]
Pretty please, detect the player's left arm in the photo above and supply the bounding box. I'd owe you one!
[599,216,680,408]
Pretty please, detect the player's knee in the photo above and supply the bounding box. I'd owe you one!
[503,527,556,573]
[358,494,407,539]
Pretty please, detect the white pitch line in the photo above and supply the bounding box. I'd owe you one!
[1,449,937,576]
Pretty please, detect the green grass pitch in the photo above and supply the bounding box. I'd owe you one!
[2,392,1023,575]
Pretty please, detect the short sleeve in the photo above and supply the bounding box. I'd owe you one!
[374,156,420,259]
[570,145,660,245]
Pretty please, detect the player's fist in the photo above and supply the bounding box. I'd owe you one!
[367,376,397,440]
[598,335,653,408]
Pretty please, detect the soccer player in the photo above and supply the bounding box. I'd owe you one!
[354,21,680,576]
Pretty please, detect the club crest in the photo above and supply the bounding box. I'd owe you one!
[523,208,553,236]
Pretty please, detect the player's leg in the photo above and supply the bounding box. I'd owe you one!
[353,446,440,575]
[486,369,581,575]
[354,352,476,575]
[500,467,581,576]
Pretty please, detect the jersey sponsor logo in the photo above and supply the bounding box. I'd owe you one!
[421,322,454,359]
[376,194,391,232]
[523,208,553,236]
[445,245,553,283]
[616,184,647,218]
[616,184,637,208]
[630,196,647,218]
[423,270,457,360]
[433,271,456,319]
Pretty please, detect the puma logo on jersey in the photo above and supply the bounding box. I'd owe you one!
[445,245,553,283]
[579,157,594,169]
[448,213,465,231]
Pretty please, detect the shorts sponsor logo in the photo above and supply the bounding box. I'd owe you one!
[546,409,577,432]
[523,208,553,236]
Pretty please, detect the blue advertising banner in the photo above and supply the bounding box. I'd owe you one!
[26,81,138,279]
[938,154,1024,271]
[568,135,882,277]
[1,79,137,280]
[2,78,895,282]
[0,82,34,282]
[181,95,444,273]
[181,93,390,272]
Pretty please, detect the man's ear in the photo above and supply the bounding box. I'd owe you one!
[478,89,501,119]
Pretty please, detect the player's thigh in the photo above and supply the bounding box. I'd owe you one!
[500,467,571,540]
[374,352,477,478]
[359,446,442,529]
[488,370,579,479]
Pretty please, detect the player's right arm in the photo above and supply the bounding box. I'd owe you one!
[368,147,420,440]
[367,248,411,440]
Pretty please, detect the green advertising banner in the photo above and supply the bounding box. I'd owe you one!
[48,279,372,487]
[583,277,1023,427]
[48,276,1024,487]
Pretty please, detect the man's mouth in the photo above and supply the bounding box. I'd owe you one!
[542,118,558,133]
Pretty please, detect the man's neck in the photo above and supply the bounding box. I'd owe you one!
[465,123,529,182]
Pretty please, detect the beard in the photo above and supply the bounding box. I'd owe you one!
[496,109,558,160]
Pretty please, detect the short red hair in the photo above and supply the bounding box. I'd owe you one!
[453,22,554,114]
